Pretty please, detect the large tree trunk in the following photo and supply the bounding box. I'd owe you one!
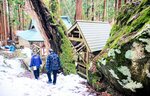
[75,0,82,20]
[25,0,62,54]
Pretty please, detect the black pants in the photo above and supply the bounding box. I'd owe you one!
[33,68,40,79]
[47,70,58,84]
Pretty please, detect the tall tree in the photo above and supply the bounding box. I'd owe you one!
[91,0,94,21]
[8,0,12,40]
[118,0,122,9]
[75,0,82,20]
[124,0,127,3]
[115,0,118,13]
[86,0,90,19]
[103,0,107,21]
[0,1,3,42]
[3,0,9,45]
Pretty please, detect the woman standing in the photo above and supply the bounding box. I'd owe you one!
[30,50,42,79]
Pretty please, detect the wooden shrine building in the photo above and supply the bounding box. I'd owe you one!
[67,21,111,77]
[16,16,72,56]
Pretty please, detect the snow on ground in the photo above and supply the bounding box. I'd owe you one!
[0,51,96,96]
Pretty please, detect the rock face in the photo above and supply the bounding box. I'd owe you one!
[94,0,150,96]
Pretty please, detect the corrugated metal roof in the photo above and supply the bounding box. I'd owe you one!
[16,16,72,42]
[61,16,72,29]
[69,21,111,52]
[16,29,44,42]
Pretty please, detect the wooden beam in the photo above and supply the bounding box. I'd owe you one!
[77,53,86,64]
[74,42,84,49]
[73,31,79,33]
[77,71,87,79]
[68,37,83,42]
[76,44,85,52]
[77,62,86,68]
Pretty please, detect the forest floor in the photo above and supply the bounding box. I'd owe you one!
[0,54,98,96]
[0,48,124,96]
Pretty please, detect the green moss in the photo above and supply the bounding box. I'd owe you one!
[48,1,76,75]
[87,70,103,91]
[136,0,150,13]
[105,0,150,51]
[51,0,60,15]
[110,24,120,37]
[131,7,150,32]
[94,0,150,94]
[60,35,76,75]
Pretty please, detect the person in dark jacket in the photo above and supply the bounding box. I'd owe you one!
[46,48,61,85]
[30,50,42,79]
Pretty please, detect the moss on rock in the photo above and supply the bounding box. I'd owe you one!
[93,0,150,95]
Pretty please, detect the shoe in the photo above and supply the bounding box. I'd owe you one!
[47,81,52,84]
[53,83,56,85]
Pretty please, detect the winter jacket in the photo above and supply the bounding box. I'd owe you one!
[30,54,42,68]
[46,52,61,72]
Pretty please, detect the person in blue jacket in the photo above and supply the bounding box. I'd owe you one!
[46,48,61,85]
[30,50,42,79]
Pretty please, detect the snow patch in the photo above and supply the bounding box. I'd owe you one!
[21,47,32,58]
[0,55,96,96]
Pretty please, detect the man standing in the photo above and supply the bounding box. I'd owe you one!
[46,49,61,85]
[30,50,42,79]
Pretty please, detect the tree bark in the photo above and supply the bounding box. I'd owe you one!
[115,0,117,13]
[103,0,107,21]
[75,0,82,20]
[86,0,90,19]
[8,0,12,40]
[91,0,94,21]
[118,0,122,10]
[25,0,62,54]
[3,0,8,45]
[124,0,127,4]
[0,2,3,42]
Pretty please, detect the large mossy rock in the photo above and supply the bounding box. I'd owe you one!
[95,0,150,96]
